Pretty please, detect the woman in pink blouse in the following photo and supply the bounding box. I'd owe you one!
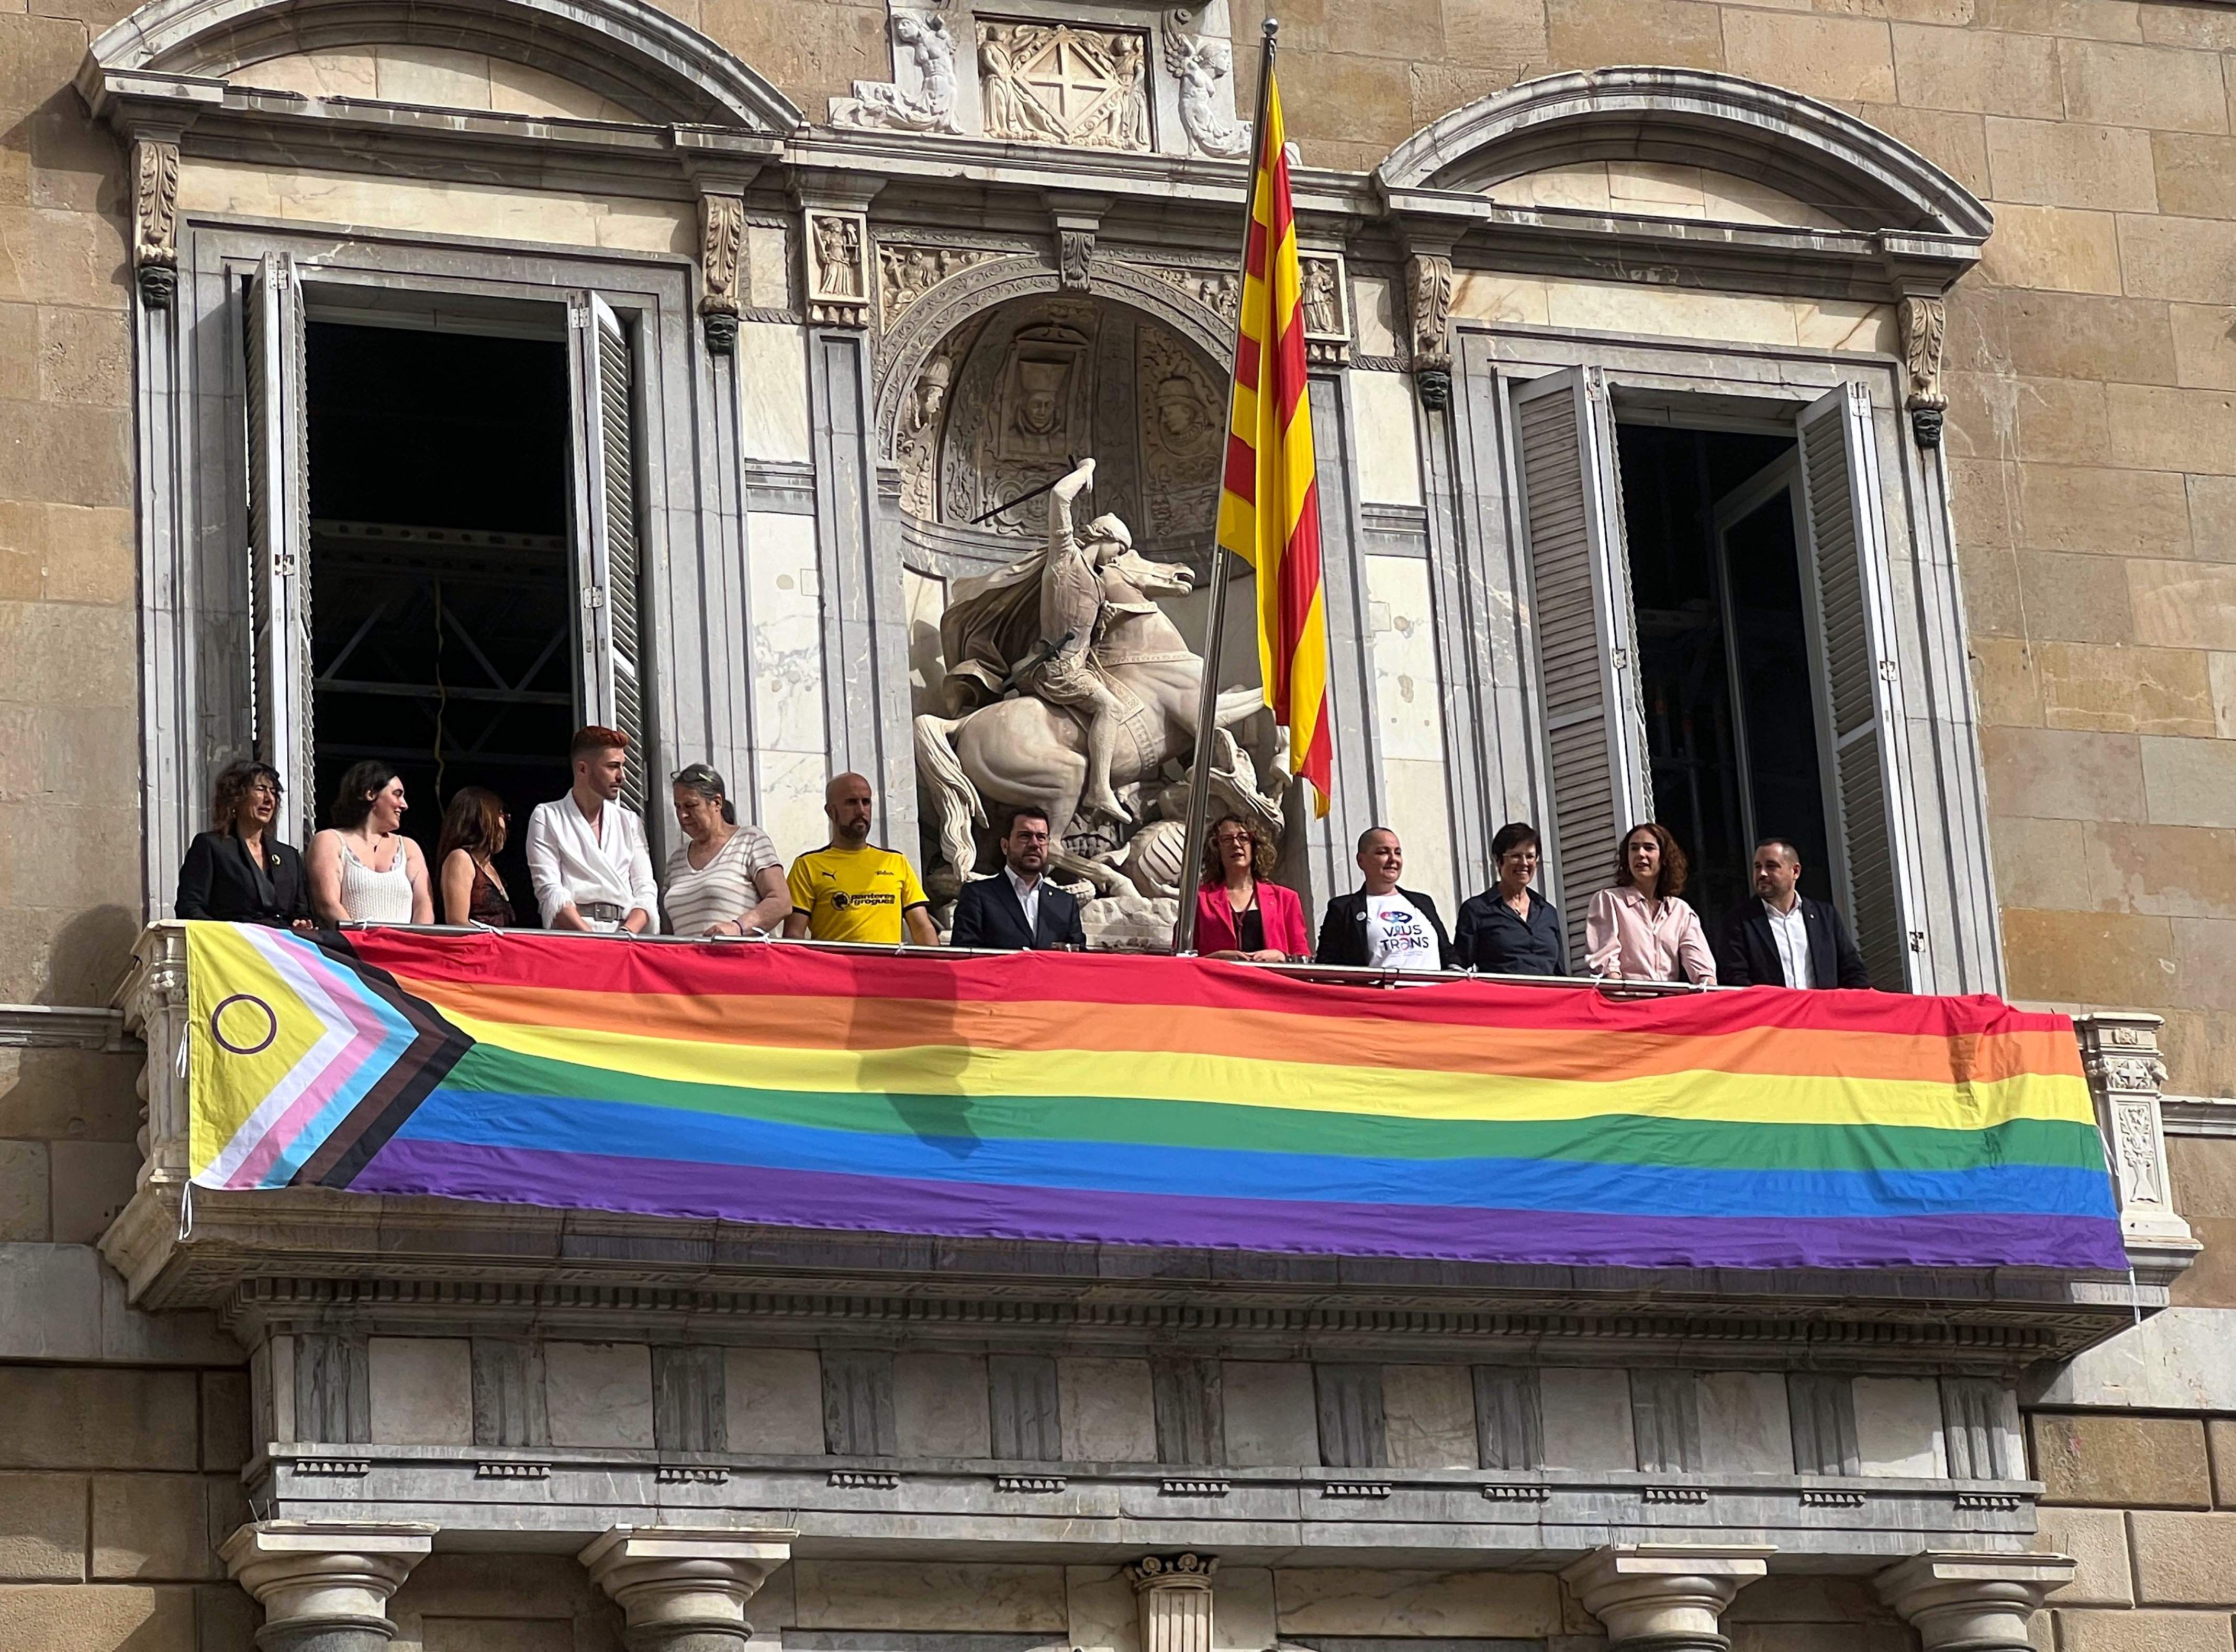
[1584,822,1717,985]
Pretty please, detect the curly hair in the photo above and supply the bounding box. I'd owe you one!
[1199,812,1280,887]
[209,759,282,832]
[1616,821,1688,901]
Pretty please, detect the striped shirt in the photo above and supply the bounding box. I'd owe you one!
[663,825,782,936]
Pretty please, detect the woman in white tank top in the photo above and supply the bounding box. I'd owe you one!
[305,761,434,925]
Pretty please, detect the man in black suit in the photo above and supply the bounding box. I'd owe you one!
[949,805,1087,951]
[1713,837,1871,989]
[1314,826,1456,972]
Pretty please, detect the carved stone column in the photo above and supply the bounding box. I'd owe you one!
[1561,1545,1772,1650]
[2075,1011,2200,1280]
[1126,1553,1217,1652]
[1876,1552,2075,1650]
[1899,294,1948,449]
[220,1521,435,1652]
[580,1526,793,1652]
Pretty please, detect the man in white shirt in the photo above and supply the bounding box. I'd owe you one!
[1313,827,1455,972]
[524,725,659,934]
[1712,837,1871,989]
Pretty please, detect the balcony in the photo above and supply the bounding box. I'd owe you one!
[97,920,2199,1575]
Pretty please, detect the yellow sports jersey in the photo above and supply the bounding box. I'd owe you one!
[787,845,929,943]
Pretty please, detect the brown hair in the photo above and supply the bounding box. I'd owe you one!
[210,759,282,833]
[1199,812,1279,887]
[570,724,629,761]
[1616,821,1688,901]
[438,786,507,865]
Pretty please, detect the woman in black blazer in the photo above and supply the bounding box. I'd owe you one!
[175,760,313,927]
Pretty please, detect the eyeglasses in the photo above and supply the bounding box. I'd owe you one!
[670,765,723,788]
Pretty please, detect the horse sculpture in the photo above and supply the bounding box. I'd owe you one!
[915,551,1278,894]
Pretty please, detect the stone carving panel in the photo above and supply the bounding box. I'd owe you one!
[805,209,871,327]
[1164,26,1248,159]
[1138,323,1221,543]
[1299,250,1349,366]
[979,20,1151,150]
[830,10,963,131]
[880,243,999,329]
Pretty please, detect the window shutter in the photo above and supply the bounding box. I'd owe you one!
[1511,366,1651,965]
[568,293,648,813]
[1794,384,1915,990]
[244,252,315,840]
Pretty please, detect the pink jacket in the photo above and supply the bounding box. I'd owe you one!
[1192,879,1310,958]
[1584,883,1717,985]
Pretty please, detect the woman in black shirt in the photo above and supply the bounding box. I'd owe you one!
[1454,821,1566,976]
[175,760,312,927]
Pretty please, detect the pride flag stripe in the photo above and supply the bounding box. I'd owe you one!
[181,928,2127,1274]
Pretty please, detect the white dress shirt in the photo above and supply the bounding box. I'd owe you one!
[526,794,659,930]
[1003,864,1042,935]
[1763,896,1813,989]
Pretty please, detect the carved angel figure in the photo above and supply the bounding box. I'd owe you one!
[1163,32,1251,160]
[830,13,961,134]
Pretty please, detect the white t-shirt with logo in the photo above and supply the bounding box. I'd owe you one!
[1365,892,1440,971]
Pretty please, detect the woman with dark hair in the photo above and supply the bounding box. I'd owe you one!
[437,787,516,927]
[1186,812,1309,962]
[305,760,433,925]
[1454,821,1566,976]
[662,763,788,937]
[174,760,313,927]
[1584,821,1715,985]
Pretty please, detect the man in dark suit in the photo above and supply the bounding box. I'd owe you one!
[1314,826,1456,971]
[1713,837,1871,989]
[949,805,1088,950]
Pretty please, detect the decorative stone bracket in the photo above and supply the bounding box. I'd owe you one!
[131,134,181,308]
[699,192,746,354]
[1404,250,1453,409]
[1875,1551,2074,1651]
[580,1525,796,1652]
[1127,1551,1217,1652]
[1899,294,1946,449]
[1561,1544,1772,1649]
[2076,1012,2200,1281]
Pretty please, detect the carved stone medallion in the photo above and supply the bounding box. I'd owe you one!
[978,20,1152,151]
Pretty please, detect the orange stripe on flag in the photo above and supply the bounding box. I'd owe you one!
[1213,66,1332,817]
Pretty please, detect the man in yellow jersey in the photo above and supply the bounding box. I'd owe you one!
[784,772,941,945]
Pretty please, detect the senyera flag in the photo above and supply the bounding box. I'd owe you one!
[182,925,2129,1275]
[1215,58,1332,816]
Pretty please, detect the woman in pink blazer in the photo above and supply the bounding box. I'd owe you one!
[1187,812,1310,960]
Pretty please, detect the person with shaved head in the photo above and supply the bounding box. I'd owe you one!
[784,772,939,945]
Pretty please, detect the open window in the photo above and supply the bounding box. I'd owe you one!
[239,273,653,898]
[1512,372,1918,987]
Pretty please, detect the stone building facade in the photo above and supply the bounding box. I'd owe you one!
[3,0,2236,1644]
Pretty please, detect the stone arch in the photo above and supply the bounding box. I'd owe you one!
[873,252,1236,461]
[82,0,802,131]
[1378,66,1990,239]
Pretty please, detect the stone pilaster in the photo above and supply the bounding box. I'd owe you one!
[1561,1545,1772,1650]
[580,1526,794,1652]
[1126,1552,1217,1652]
[2075,1011,2200,1281]
[220,1521,435,1652]
[1875,1552,2075,1651]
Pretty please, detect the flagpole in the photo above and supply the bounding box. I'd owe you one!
[1173,15,1279,957]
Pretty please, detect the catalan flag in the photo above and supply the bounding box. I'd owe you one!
[1216,61,1332,816]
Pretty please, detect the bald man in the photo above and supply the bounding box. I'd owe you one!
[784,772,939,945]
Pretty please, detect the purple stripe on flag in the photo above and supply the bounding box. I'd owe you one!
[354,1137,2130,1273]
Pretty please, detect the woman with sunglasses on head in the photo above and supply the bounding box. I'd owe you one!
[663,763,790,937]
[1187,811,1309,962]
[175,759,314,928]
[436,786,517,928]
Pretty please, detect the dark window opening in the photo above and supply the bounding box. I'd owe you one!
[305,320,575,916]
[1613,423,1833,926]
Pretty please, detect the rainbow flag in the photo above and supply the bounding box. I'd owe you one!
[184,924,2125,1271]
[1216,62,1332,814]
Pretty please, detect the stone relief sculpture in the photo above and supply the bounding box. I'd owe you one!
[1137,324,1221,541]
[879,242,995,327]
[916,455,1285,946]
[1164,30,1249,159]
[1900,294,1948,448]
[897,347,960,519]
[944,316,1092,535]
[806,209,871,326]
[829,12,962,133]
[977,21,1153,152]
[1406,250,1455,406]
[132,138,180,307]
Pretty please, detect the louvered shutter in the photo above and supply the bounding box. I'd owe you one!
[567,293,649,813]
[1511,366,1651,966]
[244,252,316,841]
[1794,383,1915,990]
